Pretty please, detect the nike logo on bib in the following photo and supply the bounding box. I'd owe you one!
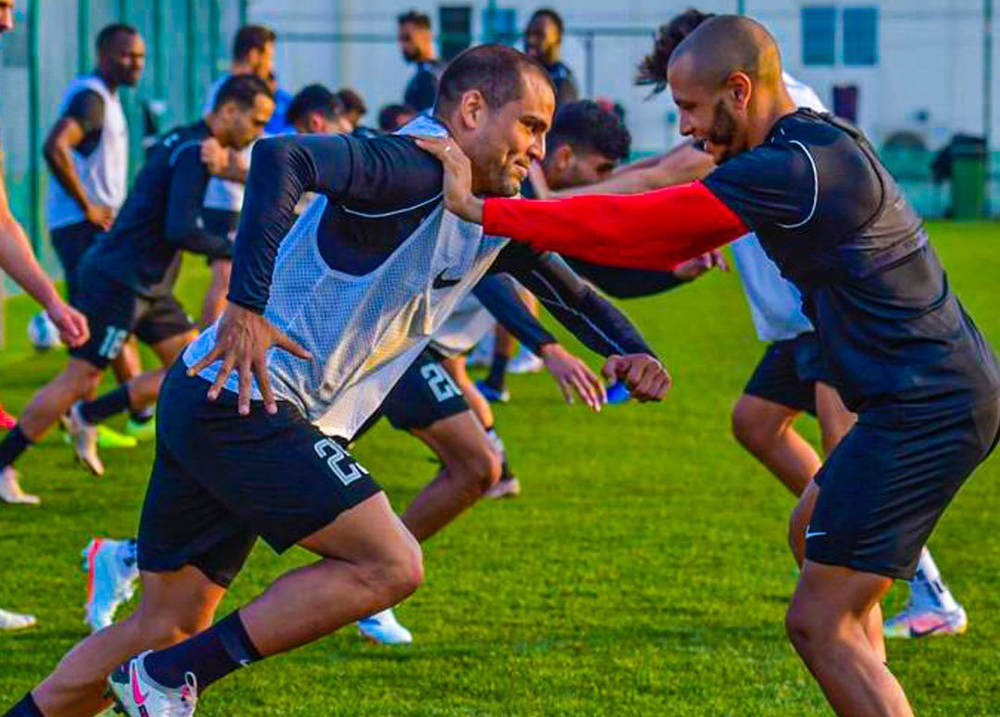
[432,269,462,289]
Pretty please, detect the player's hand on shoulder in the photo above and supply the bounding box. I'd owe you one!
[673,249,729,281]
[540,343,606,412]
[186,303,311,416]
[414,136,484,223]
[200,137,230,176]
[46,298,89,347]
[601,354,671,403]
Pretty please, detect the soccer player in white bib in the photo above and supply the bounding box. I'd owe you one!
[43,23,149,446]
[4,44,668,717]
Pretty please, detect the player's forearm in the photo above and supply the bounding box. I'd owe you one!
[483,182,747,272]
[472,275,556,355]
[0,214,62,309]
[43,141,93,211]
[567,258,685,298]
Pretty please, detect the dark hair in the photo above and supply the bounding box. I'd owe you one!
[436,44,554,113]
[636,9,714,92]
[286,84,342,126]
[212,74,273,111]
[528,8,564,38]
[233,25,276,62]
[96,23,138,54]
[336,88,367,116]
[546,100,630,161]
[397,10,431,29]
[378,104,417,132]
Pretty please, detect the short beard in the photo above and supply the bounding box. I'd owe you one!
[707,99,739,162]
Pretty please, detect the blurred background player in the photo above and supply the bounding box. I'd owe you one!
[0,76,270,494]
[379,103,418,133]
[337,87,369,132]
[285,84,352,135]
[524,8,578,106]
[397,10,441,113]
[44,23,148,447]
[197,25,277,327]
[0,0,89,626]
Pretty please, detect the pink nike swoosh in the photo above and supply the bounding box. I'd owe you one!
[131,662,149,706]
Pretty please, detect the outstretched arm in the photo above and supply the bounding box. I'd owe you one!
[417,136,747,273]
[490,244,670,402]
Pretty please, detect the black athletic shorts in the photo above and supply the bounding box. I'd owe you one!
[137,361,383,588]
[806,394,1000,580]
[744,332,827,415]
[381,348,470,431]
[201,208,238,266]
[51,220,101,304]
[69,267,194,369]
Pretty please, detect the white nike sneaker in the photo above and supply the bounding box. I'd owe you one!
[108,652,198,717]
[883,603,967,639]
[0,467,41,505]
[83,538,139,632]
[484,476,521,499]
[0,607,37,631]
[358,608,413,645]
[67,402,104,476]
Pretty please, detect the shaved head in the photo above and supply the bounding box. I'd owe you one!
[666,14,794,164]
[669,15,782,91]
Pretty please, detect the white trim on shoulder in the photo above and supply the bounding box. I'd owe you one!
[776,140,818,229]
[341,192,443,218]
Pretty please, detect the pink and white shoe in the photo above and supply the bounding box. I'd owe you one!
[883,603,967,639]
[108,652,198,716]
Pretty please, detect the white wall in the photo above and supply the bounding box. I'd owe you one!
[249,0,1000,152]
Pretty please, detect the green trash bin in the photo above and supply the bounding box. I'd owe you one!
[952,141,987,220]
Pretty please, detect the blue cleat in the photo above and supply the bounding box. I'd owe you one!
[475,379,510,404]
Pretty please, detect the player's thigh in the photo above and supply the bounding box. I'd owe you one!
[788,560,893,634]
[68,276,140,371]
[298,491,419,567]
[815,381,856,455]
[411,409,502,484]
[135,294,197,365]
[731,392,800,443]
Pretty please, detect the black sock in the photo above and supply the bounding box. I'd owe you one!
[79,386,131,425]
[486,354,510,391]
[4,693,44,717]
[0,425,32,471]
[144,611,262,691]
[129,406,154,425]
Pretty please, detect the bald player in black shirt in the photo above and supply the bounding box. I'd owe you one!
[426,16,1000,717]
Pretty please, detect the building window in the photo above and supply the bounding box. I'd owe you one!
[482,7,518,44]
[843,7,878,66]
[438,6,472,61]
[801,6,837,66]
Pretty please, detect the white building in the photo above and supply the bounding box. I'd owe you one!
[250,0,998,153]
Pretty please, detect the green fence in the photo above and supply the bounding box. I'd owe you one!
[0,0,246,279]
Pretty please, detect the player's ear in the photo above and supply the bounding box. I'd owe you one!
[458,90,486,130]
[553,143,573,172]
[727,72,752,112]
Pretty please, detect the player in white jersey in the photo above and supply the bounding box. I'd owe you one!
[5,44,668,717]
[43,23,149,446]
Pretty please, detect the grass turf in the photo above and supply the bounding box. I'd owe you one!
[1,221,999,715]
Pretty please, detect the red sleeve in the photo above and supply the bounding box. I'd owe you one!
[482,180,748,271]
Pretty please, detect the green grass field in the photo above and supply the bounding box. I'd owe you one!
[1,221,999,716]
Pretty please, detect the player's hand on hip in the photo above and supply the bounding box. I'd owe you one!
[46,299,89,347]
[85,203,114,231]
[540,343,606,411]
[414,136,485,224]
[186,303,312,416]
[601,354,671,402]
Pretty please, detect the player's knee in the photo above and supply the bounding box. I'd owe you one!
[449,446,503,494]
[357,535,424,604]
[731,397,770,452]
[784,600,830,656]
